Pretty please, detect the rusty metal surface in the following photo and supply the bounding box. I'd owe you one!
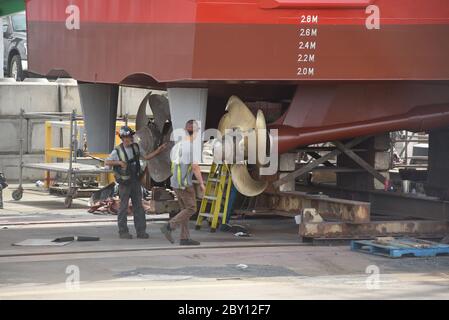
[299,220,449,239]
[148,200,180,215]
[296,184,449,221]
[261,191,371,223]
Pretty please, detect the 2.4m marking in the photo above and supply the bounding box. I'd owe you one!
[298,41,316,50]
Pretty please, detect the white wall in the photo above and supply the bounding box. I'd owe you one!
[118,86,151,117]
[168,88,208,133]
[117,87,167,118]
[0,81,167,180]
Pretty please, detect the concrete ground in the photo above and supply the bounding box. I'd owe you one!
[1,185,449,300]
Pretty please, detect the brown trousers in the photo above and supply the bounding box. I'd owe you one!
[170,186,197,240]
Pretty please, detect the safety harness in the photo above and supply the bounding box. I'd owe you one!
[113,143,142,184]
[171,142,193,188]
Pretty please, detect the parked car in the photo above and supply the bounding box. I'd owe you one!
[2,11,27,81]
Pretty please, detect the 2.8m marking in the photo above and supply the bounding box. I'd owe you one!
[300,15,319,24]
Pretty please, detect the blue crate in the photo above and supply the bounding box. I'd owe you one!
[351,238,449,258]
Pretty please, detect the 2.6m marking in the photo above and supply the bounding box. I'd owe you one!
[300,28,318,37]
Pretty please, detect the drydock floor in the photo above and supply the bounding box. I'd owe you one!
[0,185,449,299]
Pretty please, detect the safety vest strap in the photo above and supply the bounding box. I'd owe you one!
[171,141,193,188]
[114,143,140,181]
[131,143,140,159]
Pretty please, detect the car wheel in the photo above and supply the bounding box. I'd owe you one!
[9,54,23,81]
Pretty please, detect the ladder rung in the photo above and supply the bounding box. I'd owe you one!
[204,195,218,201]
[208,178,220,183]
[200,213,223,218]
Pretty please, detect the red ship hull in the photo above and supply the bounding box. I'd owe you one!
[26,0,449,84]
[24,0,449,159]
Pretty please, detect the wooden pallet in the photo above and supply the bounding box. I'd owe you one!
[351,238,449,258]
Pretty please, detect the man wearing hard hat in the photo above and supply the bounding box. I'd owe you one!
[105,126,167,239]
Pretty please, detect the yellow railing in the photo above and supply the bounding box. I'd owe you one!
[44,121,136,186]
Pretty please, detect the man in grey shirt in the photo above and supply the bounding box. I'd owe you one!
[105,126,166,239]
[161,120,206,246]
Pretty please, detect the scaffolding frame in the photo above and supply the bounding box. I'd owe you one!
[12,110,113,208]
[390,131,429,168]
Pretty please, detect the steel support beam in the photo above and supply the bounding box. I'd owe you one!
[296,184,449,221]
[260,191,371,223]
[306,151,334,167]
[333,140,387,185]
[300,220,449,240]
[368,191,449,221]
[78,83,119,154]
[274,136,372,188]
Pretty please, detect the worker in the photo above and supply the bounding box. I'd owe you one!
[0,172,7,210]
[105,126,167,239]
[160,120,206,246]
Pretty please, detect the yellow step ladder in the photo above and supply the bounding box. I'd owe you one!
[195,163,232,232]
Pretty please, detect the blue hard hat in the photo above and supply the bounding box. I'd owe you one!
[119,126,135,138]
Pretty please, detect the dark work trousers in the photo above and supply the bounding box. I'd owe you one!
[118,180,147,235]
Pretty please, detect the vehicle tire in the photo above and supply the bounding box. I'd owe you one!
[9,54,23,81]
[12,189,23,201]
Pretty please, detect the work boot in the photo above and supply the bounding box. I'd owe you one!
[180,239,201,246]
[160,223,174,244]
[137,232,150,239]
[119,232,133,239]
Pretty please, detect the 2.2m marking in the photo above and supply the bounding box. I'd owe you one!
[298,54,315,62]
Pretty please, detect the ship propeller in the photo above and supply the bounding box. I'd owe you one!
[216,96,269,197]
[135,92,174,183]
